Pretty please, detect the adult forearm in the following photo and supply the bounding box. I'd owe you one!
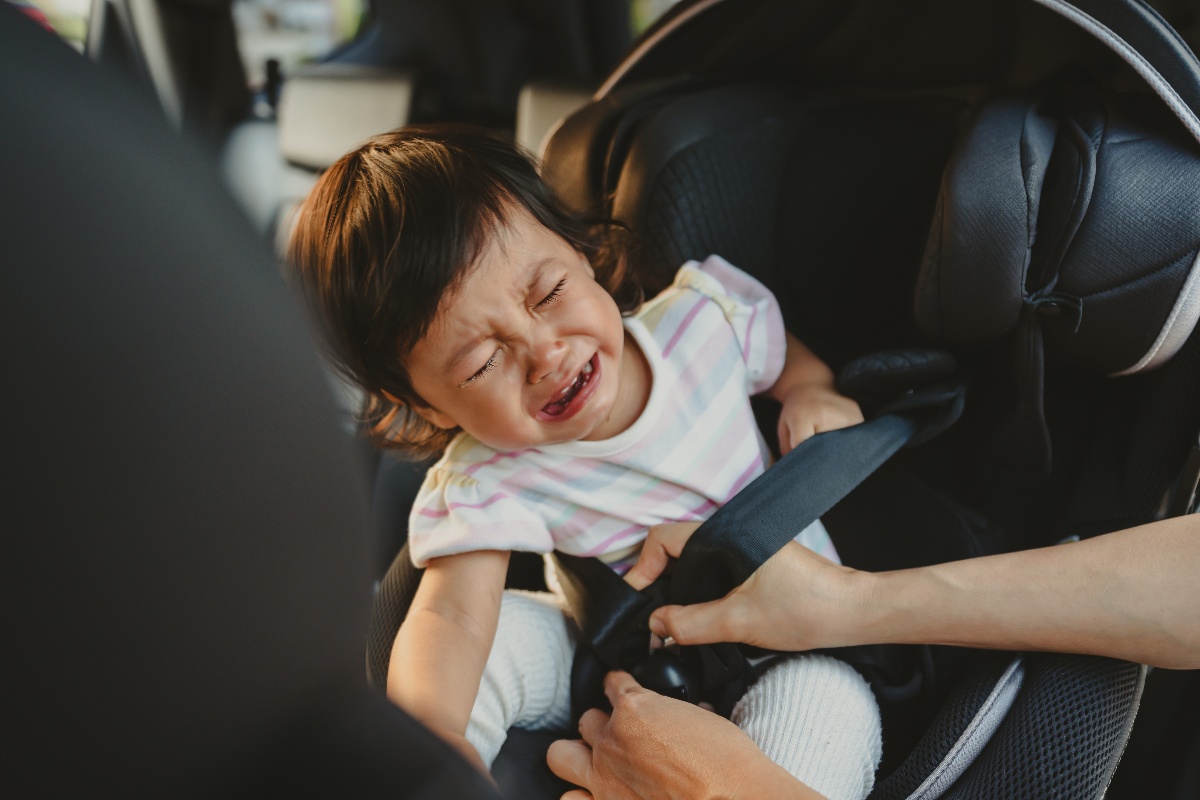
[863,516,1200,669]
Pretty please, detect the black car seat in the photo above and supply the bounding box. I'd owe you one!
[541,79,1163,799]
[537,1,1200,796]
[3,11,501,798]
[365,1,1200,798]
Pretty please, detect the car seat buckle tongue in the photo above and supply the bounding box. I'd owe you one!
[592,573,749,711]
[1026,291,1083,332]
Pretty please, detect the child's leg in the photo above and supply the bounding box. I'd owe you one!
[464,589,575,768]
[732,653,883,800]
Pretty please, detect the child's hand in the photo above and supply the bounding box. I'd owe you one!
[624,522,702,591]
[776,383,864,455]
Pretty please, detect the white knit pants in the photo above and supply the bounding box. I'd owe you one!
[467,590,883,800]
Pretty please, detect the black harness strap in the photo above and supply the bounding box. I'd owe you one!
[670,413,920,604]
[558,351,966,720]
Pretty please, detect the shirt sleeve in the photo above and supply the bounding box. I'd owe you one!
[681,254,788,395]
[408,466,554,567]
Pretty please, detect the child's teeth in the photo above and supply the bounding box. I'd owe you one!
[582,360,593,374]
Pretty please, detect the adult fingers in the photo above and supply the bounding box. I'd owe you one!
[546,738,594,791]
[603,670,645,704]
[649,596,746,646]
[577,707,613,747]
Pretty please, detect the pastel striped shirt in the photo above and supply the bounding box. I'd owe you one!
[408,255,839,570]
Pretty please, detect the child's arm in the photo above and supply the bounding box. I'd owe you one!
[766,331,863,454]
[386,548,510,772]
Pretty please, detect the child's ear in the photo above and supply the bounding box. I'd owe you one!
[410,404,457,430]
[383,390,457,430]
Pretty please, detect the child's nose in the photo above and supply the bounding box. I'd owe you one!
[527,337,569,385]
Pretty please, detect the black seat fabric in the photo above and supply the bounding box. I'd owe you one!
[3,11,497,798]
[599,83,966,365]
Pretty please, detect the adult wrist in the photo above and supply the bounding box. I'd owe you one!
[718,752,815,800]
[859,564,960,648]
[849,568,898,647]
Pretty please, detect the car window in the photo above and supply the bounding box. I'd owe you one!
[631,0,682,35]
[11,0,90,50]
[232,0,367,116]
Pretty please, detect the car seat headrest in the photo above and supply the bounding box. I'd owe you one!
[914,80,1200,472]
[914,95,1058,345]
[915,82,1200,377]
[277,63,415,171]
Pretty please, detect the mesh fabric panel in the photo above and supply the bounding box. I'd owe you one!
[366,544,424,689]
[869,654,1017,800]
[942,653,1144,800]
[635,118,795,297]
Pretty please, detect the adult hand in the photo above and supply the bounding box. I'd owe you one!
[626,523,870,653]
[546,671,812,799]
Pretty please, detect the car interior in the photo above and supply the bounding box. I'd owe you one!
[7,1,1200,798]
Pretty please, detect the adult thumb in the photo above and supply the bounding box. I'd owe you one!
[649,598,740,646]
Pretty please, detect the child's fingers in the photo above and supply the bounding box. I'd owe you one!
[777,416,815,454]
[624,522,700,591]
[778,395,865,454]
[624,539,669,590]
[651,522,701,556]
[623,547,666,591]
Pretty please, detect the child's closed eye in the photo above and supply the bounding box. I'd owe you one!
[462,351,500,386]
[535,278,566,308]
[460,279,565,387]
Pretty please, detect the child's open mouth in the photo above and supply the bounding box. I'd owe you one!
[539,355,597,418]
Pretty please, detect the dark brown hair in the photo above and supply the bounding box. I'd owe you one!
[286,123,640,456]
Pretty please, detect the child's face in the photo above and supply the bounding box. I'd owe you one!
[404,205,633,451]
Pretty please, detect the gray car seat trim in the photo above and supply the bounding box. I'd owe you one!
[905,658,1026,800]
[1113,248,1200,375]
[1033,0,1200,146]
[596,0,724,98]
[603,0,1200,150]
